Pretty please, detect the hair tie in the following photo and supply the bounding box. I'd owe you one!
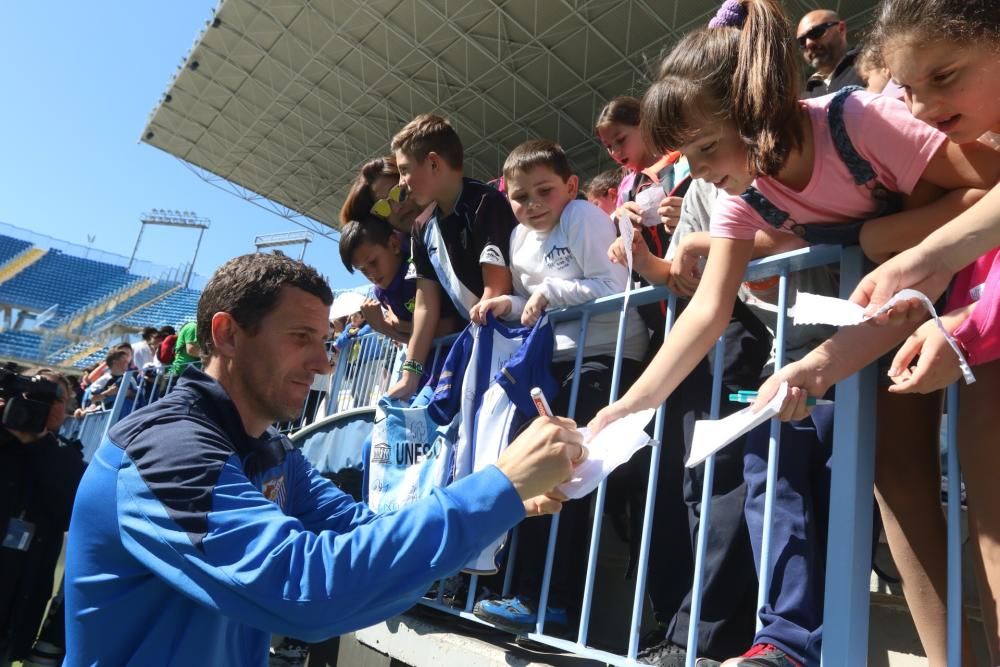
[708,0,747,28]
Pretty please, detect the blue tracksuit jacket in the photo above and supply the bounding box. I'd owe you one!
[64,367,524,666]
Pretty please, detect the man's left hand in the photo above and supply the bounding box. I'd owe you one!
[523,489,568,517]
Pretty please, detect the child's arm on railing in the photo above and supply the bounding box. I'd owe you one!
[589,237,755,435]
[860,185,987,264]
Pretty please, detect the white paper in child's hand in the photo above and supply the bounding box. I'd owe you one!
[687,383,788,468]
[790,289,975,384]
[558,409,655,500]
[617,214,635,281]
[635,187,666,227]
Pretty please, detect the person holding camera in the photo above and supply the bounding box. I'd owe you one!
[0,367,85,665]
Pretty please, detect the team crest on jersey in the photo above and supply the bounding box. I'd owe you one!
[543,245,572,271]
[261,475,287,509]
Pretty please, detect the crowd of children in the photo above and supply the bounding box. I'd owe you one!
[334,0,1000,664]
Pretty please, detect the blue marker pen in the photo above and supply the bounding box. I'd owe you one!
[728,391,833,407]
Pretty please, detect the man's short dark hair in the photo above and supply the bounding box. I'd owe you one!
[390,114,464,170]
[197,252,334,358]
[105,349,129,366]
[141,326,159,342]
[339,216,396,273]
[158,325,176,337]
[503,139,574,182]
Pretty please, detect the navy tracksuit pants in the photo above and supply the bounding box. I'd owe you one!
[743,403,834,666]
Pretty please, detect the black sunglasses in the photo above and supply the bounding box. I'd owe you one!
[797,21,840,48]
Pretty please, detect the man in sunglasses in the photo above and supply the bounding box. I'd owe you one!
[797,9,865,98]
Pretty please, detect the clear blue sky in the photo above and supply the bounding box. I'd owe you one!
[0,3,362,291]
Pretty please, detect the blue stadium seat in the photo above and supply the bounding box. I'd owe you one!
[0,249,141,324]
[0,234,32,266]
[0,331,71,362]
[120,288,201,330]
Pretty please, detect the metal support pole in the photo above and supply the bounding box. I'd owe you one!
[186,227,206,288]
[821,245,877,666]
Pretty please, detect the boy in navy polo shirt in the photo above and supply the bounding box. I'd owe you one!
[339,216,458,344]
[387,114,517,399]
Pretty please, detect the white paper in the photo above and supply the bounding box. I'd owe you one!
[789,289,976,384]
[686,383,789,468]
[634,186,666,227]
[789,292,867,327]
[616,214,635,280]
[559,409,655,500]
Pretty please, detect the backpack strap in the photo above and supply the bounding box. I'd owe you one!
[739,185,791,230]
[828,86,877,185]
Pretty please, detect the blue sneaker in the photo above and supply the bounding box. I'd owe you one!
[472,596,569,633]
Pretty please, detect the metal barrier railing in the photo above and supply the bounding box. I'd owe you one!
[63,245,965,666]
[410,244,964,667]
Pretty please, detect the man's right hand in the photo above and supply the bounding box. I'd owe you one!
[497,416,585,502]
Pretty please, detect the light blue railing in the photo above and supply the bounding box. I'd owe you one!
[404,244,964,667]
[67,244,965,666]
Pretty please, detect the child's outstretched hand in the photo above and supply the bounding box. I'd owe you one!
[887,305,971,394]
[469,295,512,325]
[850,245,954,323]
[522,292,548,326]
[754,359,831,422]
[587,396,642,440]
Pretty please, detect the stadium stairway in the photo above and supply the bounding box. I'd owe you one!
[61,277,154,333]
[0,246,46,283]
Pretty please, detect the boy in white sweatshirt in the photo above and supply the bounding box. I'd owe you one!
[470,139,649,633]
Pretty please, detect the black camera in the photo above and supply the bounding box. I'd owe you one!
[0,366,61,433]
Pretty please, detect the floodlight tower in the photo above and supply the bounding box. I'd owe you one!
[253,231,314,261]
[128,209,211,288]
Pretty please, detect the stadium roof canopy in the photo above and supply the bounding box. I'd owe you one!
[142,0,878,235]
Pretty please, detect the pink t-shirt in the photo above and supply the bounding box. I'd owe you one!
[945,133,1000,367]
[711,91,947,240]
[616,171,637,208]
[947,248,1000,366]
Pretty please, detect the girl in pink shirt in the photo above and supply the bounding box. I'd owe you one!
[869,1,1000,661]
[750,0,1000,661]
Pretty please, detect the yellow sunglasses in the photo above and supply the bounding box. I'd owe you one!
[371,185,407,218]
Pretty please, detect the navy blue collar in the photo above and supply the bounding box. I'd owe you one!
[174,366,281,455]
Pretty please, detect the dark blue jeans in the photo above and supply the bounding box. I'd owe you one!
[743,403,834,666]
